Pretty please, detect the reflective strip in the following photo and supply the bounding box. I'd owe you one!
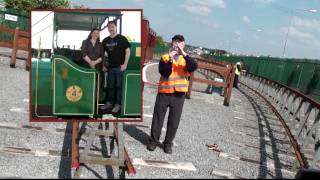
[159,84,188,89]
[160,76,188,81]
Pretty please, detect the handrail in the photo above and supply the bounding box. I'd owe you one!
[246,73,320,109]
[187,56,235,106]
[240,72,320,169]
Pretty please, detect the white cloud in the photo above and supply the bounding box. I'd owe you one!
[132,0,145,4]
[241,16,250,24]
[180,0,226,16]
[193,17,219,28]
[292,16,320,31]
[253,0,276,5]
[234,30,241,36]
[181,5,212,16]
[290,27,313,39]
[190,0,226,8]
[280,26,313,39]
[233,30,241,40]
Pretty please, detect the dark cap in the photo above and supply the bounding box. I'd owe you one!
[172,34,185,42]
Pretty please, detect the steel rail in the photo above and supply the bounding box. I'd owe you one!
[114,122,137,176]
[239,81,306,168]
[239,72,320,169]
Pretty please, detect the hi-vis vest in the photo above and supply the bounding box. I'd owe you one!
[158,54,190,93]
[235,62,241,76]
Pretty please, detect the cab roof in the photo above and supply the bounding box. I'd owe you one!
[54,11,122,31]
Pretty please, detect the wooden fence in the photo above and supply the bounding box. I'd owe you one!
[0,25,31,70]
[187,56,236,106]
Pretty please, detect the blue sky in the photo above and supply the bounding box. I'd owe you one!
[70,0,320,59]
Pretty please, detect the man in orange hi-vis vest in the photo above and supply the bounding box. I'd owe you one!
[147,35,197,154]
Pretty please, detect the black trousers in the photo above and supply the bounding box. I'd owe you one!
[233,75,239,88]
[150,92,185,146]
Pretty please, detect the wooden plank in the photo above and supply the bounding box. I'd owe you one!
[18,30,30,38]
[0,41,13,48]
[197,63,229,77]
[132,158,197,171]
[0,25,15,33]
[192,77,227,88]
[79,156,125,166]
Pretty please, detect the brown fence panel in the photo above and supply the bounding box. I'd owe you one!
[187,56,235,106]
[0,26,30,70]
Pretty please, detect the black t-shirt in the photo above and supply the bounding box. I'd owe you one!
[102,34,131,68]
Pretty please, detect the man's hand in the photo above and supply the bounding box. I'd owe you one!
[177,42,187,56]
[120,63,127,71]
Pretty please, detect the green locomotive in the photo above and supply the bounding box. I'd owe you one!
[31,11,141,120]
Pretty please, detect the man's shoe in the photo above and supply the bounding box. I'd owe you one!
[111,104,121,113]
[147,143,157,151]
[101,102,113,110]
[163,144,172,154]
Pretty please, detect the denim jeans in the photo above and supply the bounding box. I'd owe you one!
[106,67,123,105]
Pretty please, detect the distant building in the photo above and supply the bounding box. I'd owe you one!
[191,47,210,55]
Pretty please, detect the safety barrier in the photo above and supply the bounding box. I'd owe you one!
[213,55,320,103]
[240,73,320,170]
[0,25,31,70]
[187,56,235,106]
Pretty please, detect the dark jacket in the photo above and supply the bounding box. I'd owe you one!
[80,39,104,71]
[159,55,197,77]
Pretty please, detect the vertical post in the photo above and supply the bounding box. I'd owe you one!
[119,17,122,35]
[10,27,19,68]
[71,121,80,169]
[116,122,126,178]
[25,40,31,71]
[224,65,235,106]
[186,72,194,99]
[223,66,230,103]
[117,122,124,160]
[96,73,100,115]
[52,15,55,51]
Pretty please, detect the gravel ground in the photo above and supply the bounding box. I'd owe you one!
[123,62,297,179]
[0,56,71,178]
[0,47,28,60]
[0,57,298,178]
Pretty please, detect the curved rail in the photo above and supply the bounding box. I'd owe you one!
[240,73,320,170]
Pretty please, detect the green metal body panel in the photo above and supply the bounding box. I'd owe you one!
[118,42,141,117]
[31,58,53,116]
[121,70,141,116]
[297,62,316,93]
[52,55,97,116]
[31,58,52,106]
[127,42,141,70]
[213,55,320,102]
[32,43,142,118]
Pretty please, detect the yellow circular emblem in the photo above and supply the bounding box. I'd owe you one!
[66,85,82,102]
